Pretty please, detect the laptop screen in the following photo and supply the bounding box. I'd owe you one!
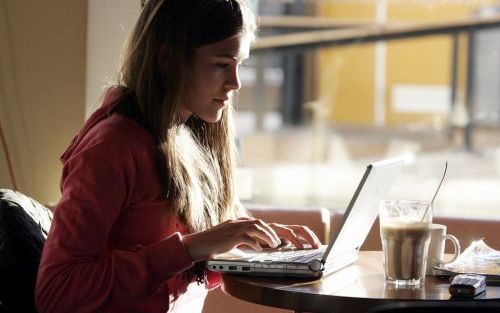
[321,157,405,263]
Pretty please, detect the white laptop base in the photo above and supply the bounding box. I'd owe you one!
[207,157,405,278]
[208,245,358,278]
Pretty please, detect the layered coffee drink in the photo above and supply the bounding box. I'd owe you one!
[380,222,431,285]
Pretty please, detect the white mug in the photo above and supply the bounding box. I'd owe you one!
[426,223,461,275]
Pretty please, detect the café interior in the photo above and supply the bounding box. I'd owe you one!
[1,0,500,312]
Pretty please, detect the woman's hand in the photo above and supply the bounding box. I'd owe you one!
[182,218,322,262]
[267,223,322,250]
[182,217,281,261]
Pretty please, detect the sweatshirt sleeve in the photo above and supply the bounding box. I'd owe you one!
[35,134,194,313]
[206,269,222,290]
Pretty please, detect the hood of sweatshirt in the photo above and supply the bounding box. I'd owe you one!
[60,86,130,164]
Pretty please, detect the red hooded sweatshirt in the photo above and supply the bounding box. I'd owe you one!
[35,87,221,313]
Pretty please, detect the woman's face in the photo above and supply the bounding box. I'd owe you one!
[181,34,251,123]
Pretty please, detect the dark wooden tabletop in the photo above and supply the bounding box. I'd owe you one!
[221,251,500,313]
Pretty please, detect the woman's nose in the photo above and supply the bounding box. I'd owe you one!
[224,66,241,91]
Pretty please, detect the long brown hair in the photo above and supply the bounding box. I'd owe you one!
[119,0,256,232]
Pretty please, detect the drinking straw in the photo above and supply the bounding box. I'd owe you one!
[422,161,448,222]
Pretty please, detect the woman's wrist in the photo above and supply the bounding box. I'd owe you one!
[182,233,206,262]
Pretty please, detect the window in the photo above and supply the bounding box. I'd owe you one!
[236,0,500,219]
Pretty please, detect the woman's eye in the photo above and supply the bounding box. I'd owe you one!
[216,63,230,68]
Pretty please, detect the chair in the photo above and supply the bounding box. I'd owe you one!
[367,300,500,313]
[0,189,53,313]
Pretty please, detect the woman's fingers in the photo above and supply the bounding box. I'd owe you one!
[270,224,322,249]
[244,223,280,248]
[252,219,281,245]
[238,234,263,251]
[232,218,280,247]
[272,225,304,249]
[289,225,322,248]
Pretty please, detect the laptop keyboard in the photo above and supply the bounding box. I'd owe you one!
[250,248,325,263]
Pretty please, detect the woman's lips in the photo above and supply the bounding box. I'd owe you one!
[213,98,227,107]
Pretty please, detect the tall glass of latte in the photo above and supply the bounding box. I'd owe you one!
[379,200,432,286]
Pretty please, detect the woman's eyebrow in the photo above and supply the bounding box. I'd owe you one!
[214,53,248,62]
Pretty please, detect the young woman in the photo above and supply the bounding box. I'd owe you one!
[35,0,321,312]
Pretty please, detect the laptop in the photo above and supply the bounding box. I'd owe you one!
[207,157,405,278]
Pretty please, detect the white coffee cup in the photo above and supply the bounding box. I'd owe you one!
[426,223,460,275]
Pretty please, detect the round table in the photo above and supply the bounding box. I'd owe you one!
[221,251,500,313]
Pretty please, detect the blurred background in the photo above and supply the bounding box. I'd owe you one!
[2,0,500,219]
